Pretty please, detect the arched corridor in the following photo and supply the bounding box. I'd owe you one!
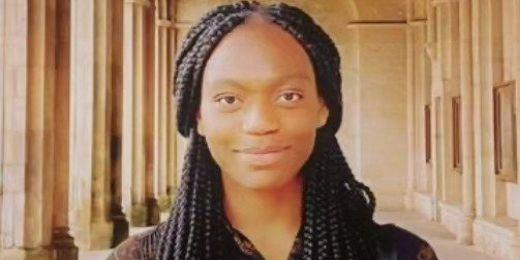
[0,0,519,259]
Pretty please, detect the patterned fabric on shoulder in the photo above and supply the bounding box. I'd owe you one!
[107,222,166,260]
[375,223,438,260]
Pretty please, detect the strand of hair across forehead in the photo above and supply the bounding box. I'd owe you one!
[151,1,380,259]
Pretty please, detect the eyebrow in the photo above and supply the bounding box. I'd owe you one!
[206,74,313,90]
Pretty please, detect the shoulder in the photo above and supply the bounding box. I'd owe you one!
[107,234,142,260]
[107,222,167,260]
[375,223,438,260]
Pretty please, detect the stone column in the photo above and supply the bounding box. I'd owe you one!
[52,0,79,258]
[144,1,160,225]
[470,0,485,218]
[436,3,450,204]
[110,0,130,247]
[1,0,79,258]
[429,3,444,222]
[1,0,43,258]
[154,0,173,216]
[513,1,520,258]
[1,0,80,258]
[0,0,29,258]
[478,0,497,218]
[512,0,520,216]
[424,0,436,204]
[458,0,475,245]
[122,0,149,227]
[405,21,416,210]
[168,2,180,205]
[70,0,114,249]
[470,0,502,219]
[26,0,57,256]
[0,0,5,216]
[407,1,429,206]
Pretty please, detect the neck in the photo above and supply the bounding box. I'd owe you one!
[222,174,303,233]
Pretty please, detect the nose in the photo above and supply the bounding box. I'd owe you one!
[242,102,280,135]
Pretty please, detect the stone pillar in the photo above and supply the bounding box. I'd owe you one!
[52,0,79,258]
[470,0,485,219]
[436,3,450,205]
[1,0,42,258]
[0,0,5,216]
[477,0,497,218]
[122,0,150,227]
[70,0,114,249]
[154,0,173,216]
[26,0,57,256]
[0,1,49,259]
[458,0,475,245]
[167,2,180,204]
[429,3,444,221]
[405,21,416,210]
[517,1,520,235]
[1,0,79,258]
[424,0,436,205]
[407,1,432,203]
[512,0,520,215]
[144,1,160,226]
[0,0,79,258]
[513,1,520,258]
[110,0,130,247]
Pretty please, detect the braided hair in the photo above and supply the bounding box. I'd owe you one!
[151,1,381,259]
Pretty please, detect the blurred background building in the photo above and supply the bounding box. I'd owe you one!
[0,0,519,259]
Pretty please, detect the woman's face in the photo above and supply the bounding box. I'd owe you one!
[197,14,329,190]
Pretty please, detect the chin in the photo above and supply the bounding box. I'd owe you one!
[234,169,297,190]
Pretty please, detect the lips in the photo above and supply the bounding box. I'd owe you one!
[234,145,290,166]
[236,145,290,154]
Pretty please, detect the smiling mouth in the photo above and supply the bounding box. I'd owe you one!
[234,145,291,154]
[233,145,291,166]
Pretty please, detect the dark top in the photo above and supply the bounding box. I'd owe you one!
[107,220,437,260]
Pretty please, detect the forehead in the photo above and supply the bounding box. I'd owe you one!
[202,14,315,88]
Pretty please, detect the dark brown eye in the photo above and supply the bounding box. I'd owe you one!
[215,95,237,105]
[214,95,242,111]
[279,92,303,102]
[222,96,236,104]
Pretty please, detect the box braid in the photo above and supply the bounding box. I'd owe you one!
[147,1,382,259]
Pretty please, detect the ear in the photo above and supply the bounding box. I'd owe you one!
[317,100,329,128]
[196,110,206,136]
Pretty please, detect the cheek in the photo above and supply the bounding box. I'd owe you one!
[202,118,234,152]
[282,110,321,136]
[203,131,234,176]
[199,115,237,167]
[199,101,240,132]
[259,121,316,186]
[202,116,239,150]
[280,113,320,159]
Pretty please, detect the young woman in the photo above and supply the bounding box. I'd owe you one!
[109,1,438,259]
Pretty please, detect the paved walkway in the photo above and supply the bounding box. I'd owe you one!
[80,211,498,259]
[374,211,498,260]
